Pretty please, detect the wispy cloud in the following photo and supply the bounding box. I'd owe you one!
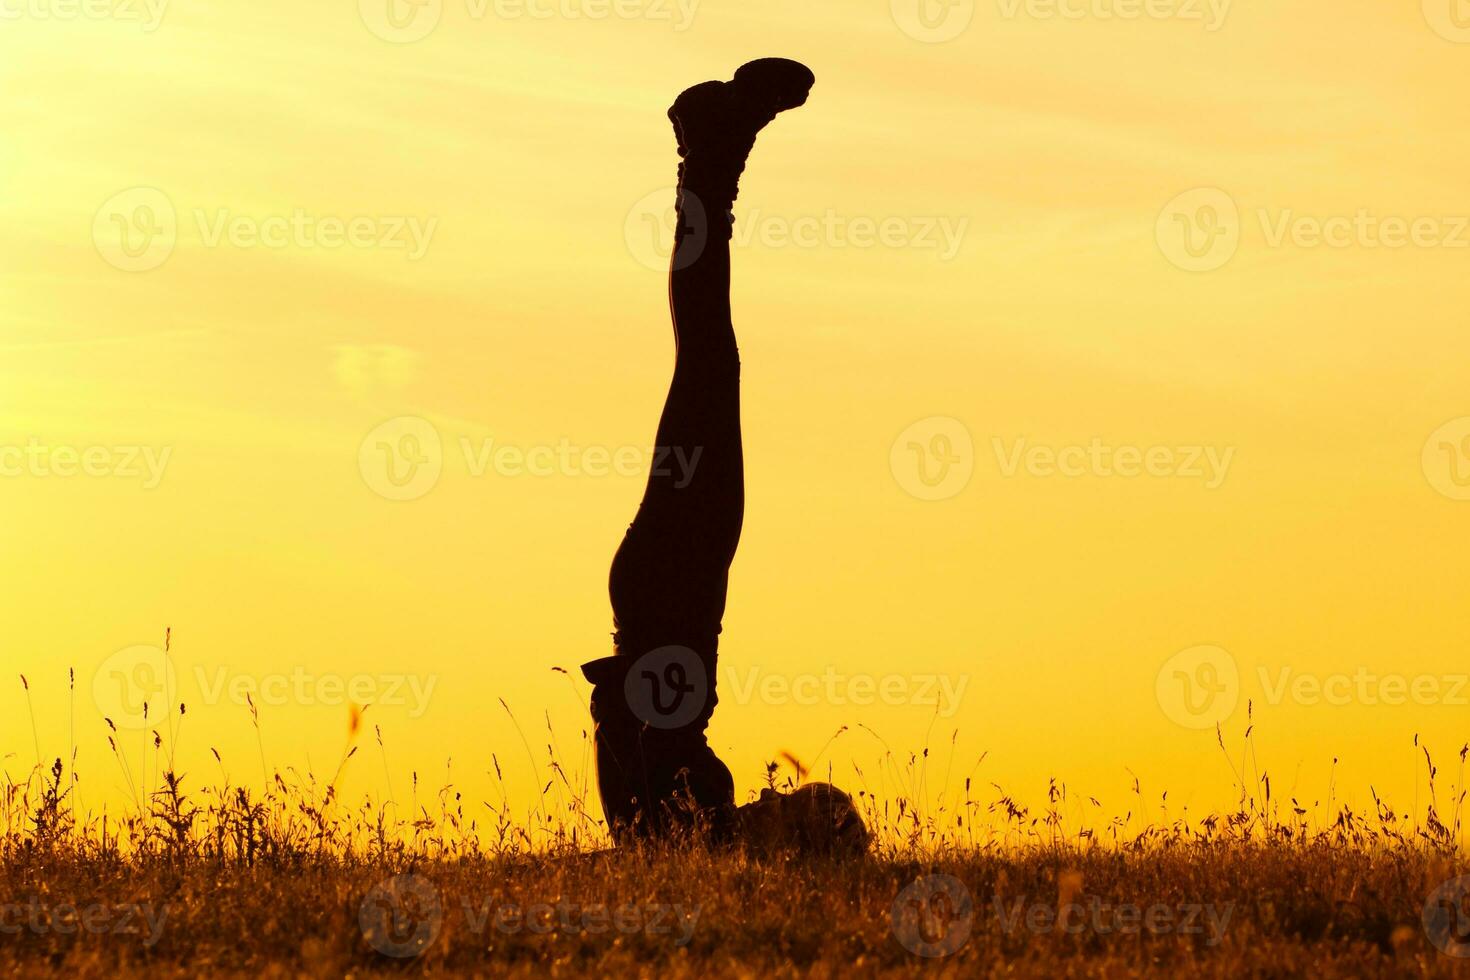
[331,343,424,397]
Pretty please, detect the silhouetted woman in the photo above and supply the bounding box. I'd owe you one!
[580,59,821,844]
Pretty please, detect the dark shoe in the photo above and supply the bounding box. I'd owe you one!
[668,58,815,162]
[667,58,815,216]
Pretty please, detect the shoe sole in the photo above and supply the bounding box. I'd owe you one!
[668,58,816,131]
[731,57,816,112]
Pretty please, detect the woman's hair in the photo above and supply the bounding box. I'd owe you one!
[738,782,870,858]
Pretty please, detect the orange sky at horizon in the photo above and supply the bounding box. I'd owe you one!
[2,0,1469,840]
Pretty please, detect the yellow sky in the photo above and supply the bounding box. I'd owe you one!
[3,0,1469,836]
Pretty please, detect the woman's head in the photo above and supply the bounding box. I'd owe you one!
[736,782,870,858]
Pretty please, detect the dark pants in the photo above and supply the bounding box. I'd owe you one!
[586,193,743,842]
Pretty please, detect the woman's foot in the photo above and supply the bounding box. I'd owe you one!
[667,58,815,210]
[668,58,815,160]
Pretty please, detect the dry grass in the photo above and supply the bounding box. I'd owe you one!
[5,672,1470,977]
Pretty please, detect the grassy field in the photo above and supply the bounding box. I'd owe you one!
[5,684,1470,976]
[5,828,1470,977]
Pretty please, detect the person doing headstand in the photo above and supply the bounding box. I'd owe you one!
[581,58,868,855]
